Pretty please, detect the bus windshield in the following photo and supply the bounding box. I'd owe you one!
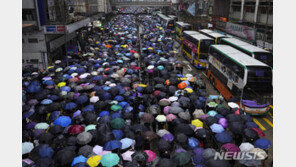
[246,66,272,93]
[200,40,215,53]
[254,52,273,67]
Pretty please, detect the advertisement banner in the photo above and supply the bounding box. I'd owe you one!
[225,22,256,42]
[183,39,198,53]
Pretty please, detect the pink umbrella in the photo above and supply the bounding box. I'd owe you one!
[200,114,210,120]
[220,143,240,158]
[22,158,34,165]
[252,128,265,137]
[122,150,134,162]
[166,114,177,122]
[144,150,156,162]
[93,145,112,156]
[163,106,171,115]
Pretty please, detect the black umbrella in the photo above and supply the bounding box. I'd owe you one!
[49,125,64,135]
[54,148,76,166]
[226,114,242,123]
[78,145,93,157]
[98,115,112,124]
[229,122,244,134]
[216,107,230,116]
[132,151,148,163]
[132,124,148,133]
[83,111,97,124]
[176,133,188,146]
[96,131,114,145]
[157,139,172,152]
[39,132,54,145]
[124,161,140,167]
[195,128,210,139]
[205,116,219,126]
[67,136,77,146]
[35,157,54,167]
[142,131,158,141]
[175,123,194,136]
[243,128,259,141]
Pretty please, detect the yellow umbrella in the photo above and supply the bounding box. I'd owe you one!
[87,155,102,167]
[184,88,193,94]
[138,84,147,87]
[57,82,66,87]
[148,47,153,50]
[191,119,203,128]
[159,27,163,30]
[178,77,187,81]
[47,66,54,70]
[96,41,100,44]
[95,47,99,50]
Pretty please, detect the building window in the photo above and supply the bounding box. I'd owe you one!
[22,9,36,21]
[28,38,38,43]
[232,6,241,12]
[245,6,255,13]
[30,59,39,64]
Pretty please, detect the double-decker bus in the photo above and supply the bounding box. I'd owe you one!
[156,13,175,30]
[175,22,191,43]
[207,45,272,115]
[220,38,273,67]
[182,32,215,69]
[199,29,228,44]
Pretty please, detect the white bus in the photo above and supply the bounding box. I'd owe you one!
[157,13,175,30]
[199,29,228,44]
[207,45,272,115]
[220,37,273,67]
[175,22,192,43]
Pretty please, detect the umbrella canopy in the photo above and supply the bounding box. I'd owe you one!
[78,145,93,157]
[110,118,125,129]
[54,116,72,127]
[195,128,210,139]
[71,155,87,167]
[229,122,244,134]
[122,150,134,162]
[85,124,96,132]
[101,153,120,167]
[220,143,240,158]
[68,125,85,134]
[156,158,176,167]
[87,155,102,167]
[144,150,156,162]
[166,114,177,122]
[254,138,271,149]
[35,123,49,130]
[142,131,158,141]
[249,148,268,160]
[155,115,166,122]
[215,132,233,144]
[202,148,217,160]
[77,132,93,145]
[120,138,134,149]
[205,158,231,167]
[104,140,122,151]
[141,113,155,123]
[188,137,200,149]
[22,142,34,155]
[174,123,194,136]
[239,142,255,152]
[157,129,170,137]
[191,119,203,128]
[132,151,149,163]
[162,133,174,143]
[54,149,76,166]
[210,123,225,133]
[172,152,191,166]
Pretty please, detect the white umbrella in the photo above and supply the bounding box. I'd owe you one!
[193,109,205,119]
[90,96,99,103]
[109,83,116,87]
[155,115,166,122]
[239,142,255,152]
[157,129,170,137]
[55,60,61,64]
[168,96,178,102]
[71,73,78,77]
[22,142,34,155]
[122,150,134,162]
[80,73,90,79]
[147,65,154,70]
[249,148,268,160]
[91,71,98,76]
[228,102,239,109]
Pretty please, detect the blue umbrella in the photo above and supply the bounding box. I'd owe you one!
[71,155,87,167]
[82,105,95,112]
[111,113,122,120]
[104,140,122,151]
[54,116,71,127]
[100,92,112,101]
[76,67,86,74]
[26,84,42,93]
[99,111,110,117]
[254,138,271,149]
[41,99,52,105]
[44,80,54,86]
[210,123,225,133]
[103,86,111,91]
[61,86,71,92]
[112,130,124,140]
[64,102,77,110]
[73,110,82,118]
[188,137,200,149]
[119,102,128,108]
[120,138,133,149]
[49,111,61,121]
[22,111,34,120]
[124,106,133,113]
[39,147,54,158]
[215,132,233,144]
[49,95,59,101]
[75,95,88,105]
[114,96,124,102]
[245,122,259,129]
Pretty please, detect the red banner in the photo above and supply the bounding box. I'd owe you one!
[183,39,198,53]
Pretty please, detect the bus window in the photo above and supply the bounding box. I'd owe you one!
[200,40,214,53]
[254,52,273,67]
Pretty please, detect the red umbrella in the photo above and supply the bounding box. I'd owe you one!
[68,125,85,135]
[252,128,265,137]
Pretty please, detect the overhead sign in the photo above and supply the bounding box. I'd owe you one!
[45,25,66,33]
[45,26,56,32]
[225,22,257,42]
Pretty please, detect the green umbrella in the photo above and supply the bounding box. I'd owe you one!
[172,152,191,166]
[101,153,120,167]
[34,122,49,130]
[110,118,125,129]
[207,102,218,108]
[111,105,122,112]
[85,124,96,132]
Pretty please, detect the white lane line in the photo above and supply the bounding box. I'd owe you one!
[187,65,192,71]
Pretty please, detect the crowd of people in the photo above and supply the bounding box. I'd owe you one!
[22,8,272,167]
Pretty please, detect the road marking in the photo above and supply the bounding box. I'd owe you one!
[263,118,273,127]
[270,105,273,109]
[187,65,192,71]
[253,118,266,131]
[268,112,273,118]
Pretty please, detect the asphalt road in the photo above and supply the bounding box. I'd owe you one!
[173,40,273,166]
